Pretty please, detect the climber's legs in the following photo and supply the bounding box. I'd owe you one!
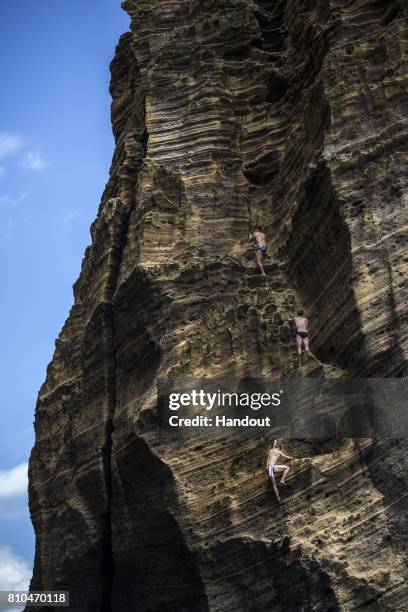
[270,472,280,501]
[274,464,290,484]
[255,250,266,276]
[296,332,310,358]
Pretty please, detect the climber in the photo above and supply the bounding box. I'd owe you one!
[265,439,293,502]
[291,309,310,360]
[249,225,267,276]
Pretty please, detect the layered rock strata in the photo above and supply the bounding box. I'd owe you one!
[28,1,408,610]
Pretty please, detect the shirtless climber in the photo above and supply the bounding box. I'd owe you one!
[265,440,293,502]
[249,225,267,276]
[291,309,310,361]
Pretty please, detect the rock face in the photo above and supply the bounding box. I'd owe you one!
[27,1,408,610]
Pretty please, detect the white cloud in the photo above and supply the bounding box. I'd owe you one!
[0,193,28,209]
[0,133,49,174]
[0,545,31,591]
[0,194,28,242]
[63,212,78,225]
[0,464,28,499]
[0,133,22,159]
[20,152,48,171]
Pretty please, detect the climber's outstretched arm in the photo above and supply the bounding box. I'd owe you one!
[280,451,293,460]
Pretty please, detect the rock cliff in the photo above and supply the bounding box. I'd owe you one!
[27,0,408,610]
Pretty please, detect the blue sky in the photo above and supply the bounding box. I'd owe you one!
[0,0,130,590]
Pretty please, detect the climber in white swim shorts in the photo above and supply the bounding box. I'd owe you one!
[265,440,294,502]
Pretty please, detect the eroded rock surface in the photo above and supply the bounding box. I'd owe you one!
[28,1,408,610]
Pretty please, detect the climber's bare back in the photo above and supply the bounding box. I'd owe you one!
[253,230,266,248]
[293,315,308,332]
